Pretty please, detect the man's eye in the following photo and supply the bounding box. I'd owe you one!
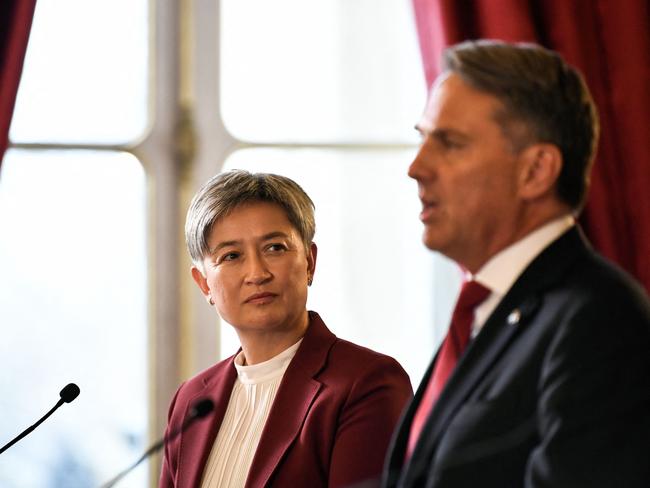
[430,131,464,150]
[440,136,464,149]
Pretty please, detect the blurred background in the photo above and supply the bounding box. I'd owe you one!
[0,1,453,486]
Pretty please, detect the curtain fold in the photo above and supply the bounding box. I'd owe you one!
[0,0,37,170]
[411,0,650,292]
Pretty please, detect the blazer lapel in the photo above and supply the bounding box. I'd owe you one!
[244,369,321,487]
[244,312,335,488]
[403,227,590,483]
[178,359,238,488]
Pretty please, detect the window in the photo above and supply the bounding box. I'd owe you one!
[0,0,149,486]
[0,2,461,486]
[213,0,461,384]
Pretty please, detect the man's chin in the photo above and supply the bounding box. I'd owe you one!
[422,230,444,252]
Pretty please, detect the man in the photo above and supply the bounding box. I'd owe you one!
[383,40,650,487]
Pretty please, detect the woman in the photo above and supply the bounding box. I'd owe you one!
[160,170,412,488]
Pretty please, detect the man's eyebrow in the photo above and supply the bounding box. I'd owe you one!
[418,126,467,139]
[415,123,443,136]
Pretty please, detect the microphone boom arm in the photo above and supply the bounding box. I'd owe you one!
[99,398,214,488]
[0,383,79,456]
[0,400,64,455]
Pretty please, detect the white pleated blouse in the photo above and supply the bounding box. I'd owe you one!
[200,340,302,488]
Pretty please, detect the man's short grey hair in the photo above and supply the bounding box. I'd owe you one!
[443,39,599,213]
[186,169,316,271]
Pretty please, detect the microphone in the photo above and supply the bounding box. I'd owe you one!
[100,398,214,488]
[0,382,81,455]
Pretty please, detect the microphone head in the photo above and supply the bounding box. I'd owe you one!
[60,383,80,403]
[189,398,214,419]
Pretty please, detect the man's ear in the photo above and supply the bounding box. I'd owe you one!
[307,242,318,280]
[191,266,210,297]
[518,143,563,201]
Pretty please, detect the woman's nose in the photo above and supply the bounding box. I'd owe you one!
[245,253,272,285]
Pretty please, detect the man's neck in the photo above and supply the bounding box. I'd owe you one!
[465,201,573,274]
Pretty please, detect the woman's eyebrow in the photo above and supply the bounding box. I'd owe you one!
[261,231,289,241]
[209,232,290,254]
[209,240,240,255]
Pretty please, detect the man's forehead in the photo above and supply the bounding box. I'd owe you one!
[430,70,454,93]
[418,73,504,129]
[416,72,455,132]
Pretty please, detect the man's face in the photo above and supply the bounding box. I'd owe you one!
[409,73,527,272]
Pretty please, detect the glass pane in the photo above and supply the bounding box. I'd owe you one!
[9,0,149,145]
[220,0,426,144]
[219,148,461,385]
[0,150,148,487]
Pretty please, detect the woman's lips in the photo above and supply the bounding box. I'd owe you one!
[245,292,277,304]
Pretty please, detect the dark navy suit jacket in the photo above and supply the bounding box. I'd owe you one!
[383,227,650,488]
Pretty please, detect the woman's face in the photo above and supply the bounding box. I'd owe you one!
[192,201,316,337]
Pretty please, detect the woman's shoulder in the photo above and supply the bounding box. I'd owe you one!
[307,310,408,376]
[175,353,237,400]
[317,338,413,401]
[330,336,406,372]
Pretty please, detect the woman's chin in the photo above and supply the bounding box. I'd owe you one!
[231,309,306,336]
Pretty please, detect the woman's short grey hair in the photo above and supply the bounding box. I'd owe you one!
[185,169,316,271]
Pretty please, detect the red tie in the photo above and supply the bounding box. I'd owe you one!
[406,280,490,458]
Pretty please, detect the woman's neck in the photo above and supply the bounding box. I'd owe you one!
[236,314,309,365]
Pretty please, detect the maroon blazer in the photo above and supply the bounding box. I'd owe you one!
[160,311,413,488]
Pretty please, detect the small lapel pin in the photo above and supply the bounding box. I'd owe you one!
[507,309,521,325]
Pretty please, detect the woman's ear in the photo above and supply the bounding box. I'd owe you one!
[191,266,210,297]
[307,242,318,282]
[518,143,563,201]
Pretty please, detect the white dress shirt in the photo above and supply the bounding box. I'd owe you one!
[470,215,575,337]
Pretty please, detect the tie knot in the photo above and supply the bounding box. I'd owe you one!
[456,280,491,311]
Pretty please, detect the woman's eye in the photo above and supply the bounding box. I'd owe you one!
[221,252,239,262]
[267,243,287,252]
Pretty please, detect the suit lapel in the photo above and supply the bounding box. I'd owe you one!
[244,312,335,488]
[402,227,590,483]
[178,358,238,488]
[413,292,540,463]
[383,356,436,484]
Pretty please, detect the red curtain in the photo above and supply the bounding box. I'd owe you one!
[0,0,37,170]
[412,0,650,293]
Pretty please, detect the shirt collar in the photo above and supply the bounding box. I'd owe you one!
[473,214,575,295]
[234,339,303,384]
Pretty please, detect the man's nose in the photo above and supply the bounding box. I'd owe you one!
[408,142,433,181]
